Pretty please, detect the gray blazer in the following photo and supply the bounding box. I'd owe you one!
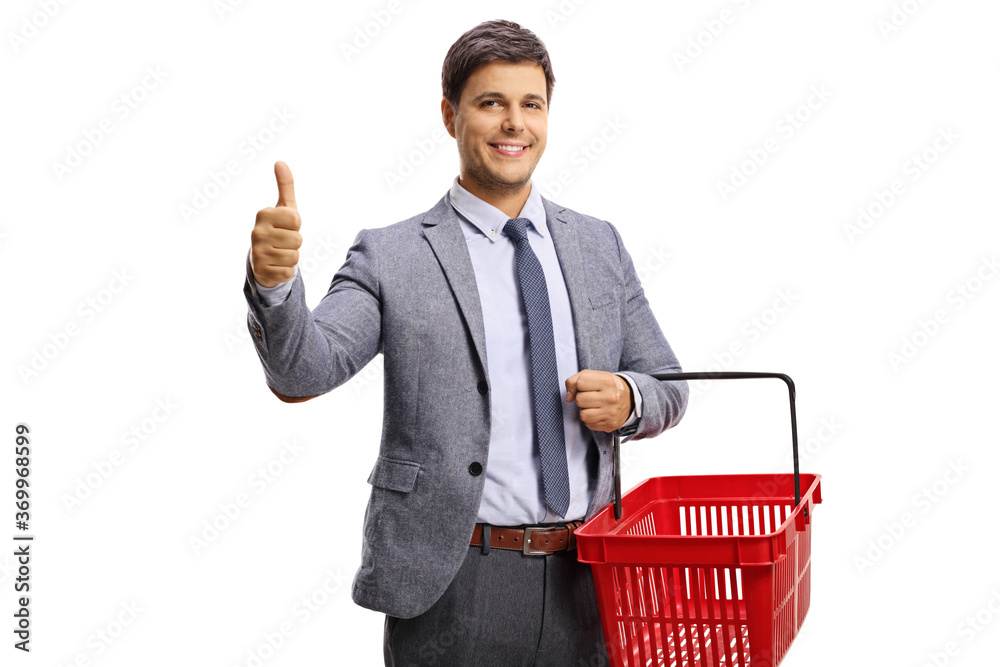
[243,192,688,619]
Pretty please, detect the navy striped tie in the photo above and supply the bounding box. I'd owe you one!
[502,218,570,518]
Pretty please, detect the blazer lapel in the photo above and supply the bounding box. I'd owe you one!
[543,197,595,373]
[421,194,489,378]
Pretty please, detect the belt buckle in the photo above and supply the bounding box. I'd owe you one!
[522,526,557,556]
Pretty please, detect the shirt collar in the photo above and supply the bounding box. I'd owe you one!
[448,176,548,243]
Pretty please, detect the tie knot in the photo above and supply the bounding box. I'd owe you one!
[502,218,530,243]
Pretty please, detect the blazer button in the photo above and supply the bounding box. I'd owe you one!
[477,380,488,395]
[469,462,483,476]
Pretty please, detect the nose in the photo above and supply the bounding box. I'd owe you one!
[502,105,525,133]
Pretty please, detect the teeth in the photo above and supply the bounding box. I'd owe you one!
[494,144,526,151]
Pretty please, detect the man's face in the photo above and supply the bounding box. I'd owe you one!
[442,60,548,199]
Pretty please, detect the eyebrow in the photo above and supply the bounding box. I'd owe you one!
[471,91,547,107]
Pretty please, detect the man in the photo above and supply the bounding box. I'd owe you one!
[244,19,688,666]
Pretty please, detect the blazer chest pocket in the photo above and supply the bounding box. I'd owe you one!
[367,456,420,493]
[590,287,620,309]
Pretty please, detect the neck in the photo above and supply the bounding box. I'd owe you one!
[459,177,532,219]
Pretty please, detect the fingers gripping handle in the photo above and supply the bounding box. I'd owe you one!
[612,371,802,522]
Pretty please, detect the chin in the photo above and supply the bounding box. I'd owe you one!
[491,175,532,192]
[491,166,534,185]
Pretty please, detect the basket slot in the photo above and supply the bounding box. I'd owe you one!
[797,560,811,629]
[613,566,656,666]
[640,568,664,664]
[705,570,724,664]
[617,498,801,541]
[654,567,689,667]
[726,567,748,666]
[773,542,795,661]
[689,568,705,663]
[625,566,652,666]
[625,510,658,537]
[713,568,737,667]
[664,567,685,665]
[719,568,744,667]
[607,563,757,666]
[609,568,629,663]
[647,568,665,659]
[665,567,686,665]
[688,502,796,537]
[796,520,813,629]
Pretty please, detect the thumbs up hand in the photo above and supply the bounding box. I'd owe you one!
[250,161,303,288]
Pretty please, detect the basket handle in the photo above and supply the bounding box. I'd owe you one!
[613,371,802,521]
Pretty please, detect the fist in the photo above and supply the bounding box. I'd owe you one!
[250,161,302,288]
[565,370,634,433]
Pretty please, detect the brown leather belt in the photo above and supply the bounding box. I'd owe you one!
[470,521,583,555]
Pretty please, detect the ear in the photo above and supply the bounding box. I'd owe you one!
[441,97,457,139]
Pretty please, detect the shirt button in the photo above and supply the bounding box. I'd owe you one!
[469,462,483,476]
[477,380,488,395]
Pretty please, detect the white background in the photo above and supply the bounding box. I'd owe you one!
[3,0,999,665]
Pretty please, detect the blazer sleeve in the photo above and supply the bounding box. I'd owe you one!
[606,222,689,441]
[243,228,383,401]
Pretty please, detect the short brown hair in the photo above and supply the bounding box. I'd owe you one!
[441,19,556,111]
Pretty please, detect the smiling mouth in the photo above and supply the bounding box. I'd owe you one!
[489,143,529,156]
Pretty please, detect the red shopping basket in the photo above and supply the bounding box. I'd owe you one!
[577,372,823,667]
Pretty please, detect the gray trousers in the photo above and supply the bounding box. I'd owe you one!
[383,543,610,666]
